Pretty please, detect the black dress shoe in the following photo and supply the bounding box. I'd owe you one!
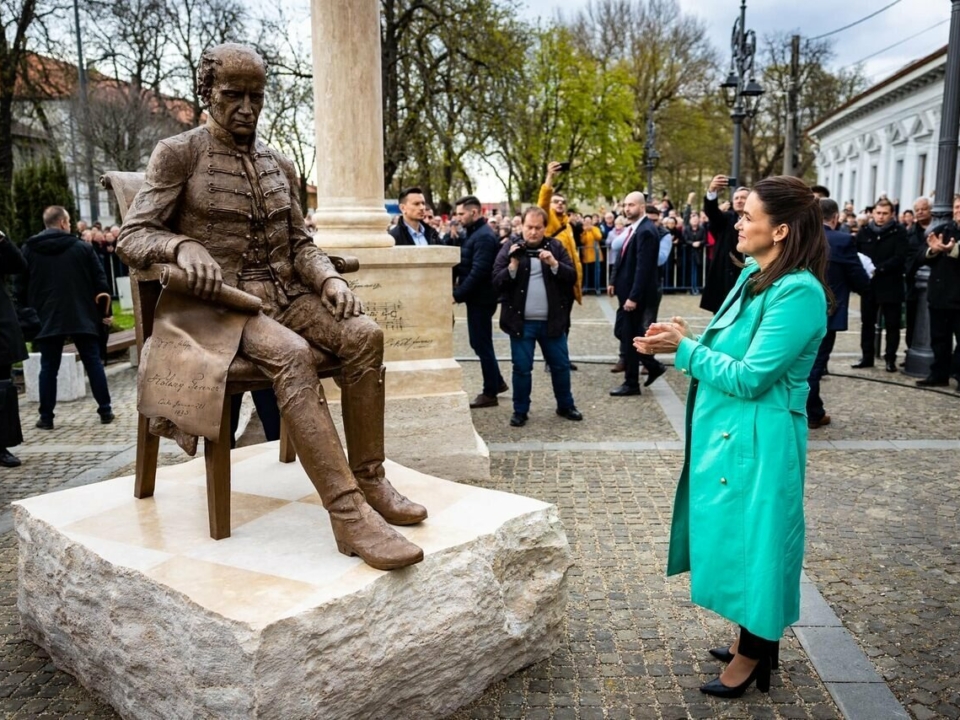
[708,643,779,670]
[885,359,897,373]
[700,656,771,698]
[0,449,21,468]
[916,377,949,387]
[643,362,666,387]
[100,411,115,424]
[850,359,874,369]
[35,418,54,430]
[610,361,625,373]
[610,384,641,397]
[569,362,578,371]
[509,412,528,427]
[556,406,583,421]
[497,380,509,394]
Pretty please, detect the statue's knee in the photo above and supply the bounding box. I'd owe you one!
[278,336,315,376]
[351,316,383,359]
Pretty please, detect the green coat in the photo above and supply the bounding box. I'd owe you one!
[668,262,827,641]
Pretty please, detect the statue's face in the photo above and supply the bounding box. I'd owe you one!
[208,59,266,139]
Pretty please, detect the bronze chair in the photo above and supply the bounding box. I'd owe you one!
[101,172,358,540]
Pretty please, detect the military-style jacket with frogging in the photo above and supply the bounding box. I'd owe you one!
[117,119,340,310]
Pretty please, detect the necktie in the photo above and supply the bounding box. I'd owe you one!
[620,226,635,261]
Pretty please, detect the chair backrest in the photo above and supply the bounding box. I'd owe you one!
[100,172,146,222]
[100,172,156,352]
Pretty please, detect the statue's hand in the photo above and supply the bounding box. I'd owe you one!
[176,241,222,301]
[321,278,363,321]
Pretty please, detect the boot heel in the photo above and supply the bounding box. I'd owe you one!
[756,657,771,693]
[336,541,357,557]
[771,642,780,670]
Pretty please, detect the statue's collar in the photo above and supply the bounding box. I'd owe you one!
[204,116,258,153]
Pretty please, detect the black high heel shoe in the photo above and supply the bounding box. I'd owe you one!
[700,655,771,698]
[708,642,779,669]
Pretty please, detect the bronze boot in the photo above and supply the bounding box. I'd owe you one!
[340,366,428,525]
[278,384,422,570]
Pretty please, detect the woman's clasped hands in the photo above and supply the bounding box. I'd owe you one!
[633,316,692,355]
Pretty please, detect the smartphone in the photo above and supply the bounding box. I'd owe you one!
[557,162,571,172]
[726,176,738,188]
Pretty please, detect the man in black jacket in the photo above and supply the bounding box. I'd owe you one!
[18,206,113,429]
[808,200,872,428]
[453,195,506,408]
[916,195,960,390]
[492,207,580,427]
[853,198,909,372]
[700,175,747,313]
[388,186,440,246]
[607,191,666,396]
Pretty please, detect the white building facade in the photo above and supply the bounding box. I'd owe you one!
[809,46,960,211]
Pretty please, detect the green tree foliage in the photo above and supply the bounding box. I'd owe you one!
[482,24,638,206]
[11,156,77,241]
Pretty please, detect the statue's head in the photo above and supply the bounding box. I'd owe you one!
[197,43,267,140]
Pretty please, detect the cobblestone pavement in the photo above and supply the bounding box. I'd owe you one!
[0,292,955,718]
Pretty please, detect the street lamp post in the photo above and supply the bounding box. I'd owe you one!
[72,0,98,224]
[905,0,960,379]
[643,104,660,200]
[720,0,764,186]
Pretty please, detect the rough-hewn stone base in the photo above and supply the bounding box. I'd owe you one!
[14,444,571,720]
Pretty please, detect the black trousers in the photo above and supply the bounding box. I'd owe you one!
[738,626,779,660]
[929,306,960,382]
[230,388,282,448]
[0,364,22,450]
[617,304,659,388]
[860,295,901,362]
[806,329,836,423]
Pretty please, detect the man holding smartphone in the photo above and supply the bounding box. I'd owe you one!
[537,161,583,369]
[700,175,749,313]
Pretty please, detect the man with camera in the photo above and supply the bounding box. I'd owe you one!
[492,207,581,428]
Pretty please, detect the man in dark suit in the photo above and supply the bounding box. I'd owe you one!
[852,197,909,372]
[700,175,747,313]
[388,186,440,246]
[453,195,507,408]
[807,199,871,429]
[607,191,666,396]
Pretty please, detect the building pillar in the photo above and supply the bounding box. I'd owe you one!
[310,0,393,249]
[308,0,488,481]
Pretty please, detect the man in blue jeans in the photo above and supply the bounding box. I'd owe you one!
[453,195,507,408]
[18,206,113,429]
[492,207,582,427]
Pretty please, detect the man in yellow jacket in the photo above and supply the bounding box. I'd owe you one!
[538,162,583,369]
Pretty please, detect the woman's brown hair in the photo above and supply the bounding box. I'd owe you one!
[746,175,832,309]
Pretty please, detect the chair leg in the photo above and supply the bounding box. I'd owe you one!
[205,400,233,540]
[134,413,159,499]
[278,419,296,463]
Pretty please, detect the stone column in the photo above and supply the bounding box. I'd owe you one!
[310,0,393,248]
[309,0,488,482]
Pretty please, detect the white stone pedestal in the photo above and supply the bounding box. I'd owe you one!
[14,443,572,720]
[324,245,490,483]
[23,353,87,403]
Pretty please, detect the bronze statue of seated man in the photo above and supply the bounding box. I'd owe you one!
[117,43,425,571]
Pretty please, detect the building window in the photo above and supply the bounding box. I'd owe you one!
[918,154,927,196]
[869,164,878,203]
[838,173,844,201]
[851,170,858,206]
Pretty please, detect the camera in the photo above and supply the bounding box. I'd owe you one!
[510,242,543,259]
[726,176,738,189]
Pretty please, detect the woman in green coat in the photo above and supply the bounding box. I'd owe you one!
[636,176,830,699]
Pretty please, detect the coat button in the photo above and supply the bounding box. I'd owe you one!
[720,477,727,485]
[722,432,730,439]
[680,368,687,375]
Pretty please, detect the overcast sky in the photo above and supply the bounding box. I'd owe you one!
[519,0,951,83]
